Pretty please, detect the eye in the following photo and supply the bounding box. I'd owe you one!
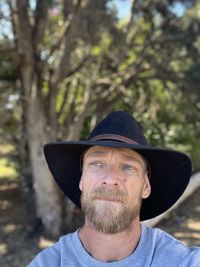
[121,164,136,171]
[88,161,104,168]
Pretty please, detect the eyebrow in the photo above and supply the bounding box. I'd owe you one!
[120,153,144,166]
[85,150,108,158]
[85,150,142,164]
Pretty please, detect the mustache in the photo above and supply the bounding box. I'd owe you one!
[91,186,128,204]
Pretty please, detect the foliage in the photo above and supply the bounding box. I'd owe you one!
[0,0,199,235]
[0,0,199,170]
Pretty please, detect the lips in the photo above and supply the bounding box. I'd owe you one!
[94,197,122,203]
[91,187,128,204]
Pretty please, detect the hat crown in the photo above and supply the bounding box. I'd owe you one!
[88,111,148,145]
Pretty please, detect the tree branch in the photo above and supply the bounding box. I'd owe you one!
[62,82,80,131]
[125,0,141,34]
[15,0,33,63]
[57,80,71,121]
[7,0,20,64]
[46,0,82,63]
[51,0,83,88]
[65,54,90,79]
[66,84,92,140]
[33,0,49,56]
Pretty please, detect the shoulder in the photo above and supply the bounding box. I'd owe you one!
[144,226,200,265]
[179,246,200,266]
[27,233,72,267]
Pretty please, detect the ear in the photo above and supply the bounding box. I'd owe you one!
[142,175,151,199]
[79,177,83,191]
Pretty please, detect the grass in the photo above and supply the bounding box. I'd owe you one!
[0,143,19,183]
[0,158,19,182]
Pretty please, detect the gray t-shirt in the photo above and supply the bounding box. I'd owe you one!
[27,225,200,266]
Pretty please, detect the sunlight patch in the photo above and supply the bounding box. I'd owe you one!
[39,237,54,249]
[0,243,8,255]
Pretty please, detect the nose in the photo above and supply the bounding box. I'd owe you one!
[101,165,122,186]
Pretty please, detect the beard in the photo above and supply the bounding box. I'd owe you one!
[81,186,142,234]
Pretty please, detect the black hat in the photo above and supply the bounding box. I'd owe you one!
[44,111,192,221]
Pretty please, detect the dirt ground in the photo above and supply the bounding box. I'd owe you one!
[0,180,200,267]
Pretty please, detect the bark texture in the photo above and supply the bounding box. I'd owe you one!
[9,0,63,237]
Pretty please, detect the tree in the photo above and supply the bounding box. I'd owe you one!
[4,0,115,238]
[1,0,199,237]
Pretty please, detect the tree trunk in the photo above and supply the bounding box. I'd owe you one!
[26,84,62,238]
[19,84,39,235]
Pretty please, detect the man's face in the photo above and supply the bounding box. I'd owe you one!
[79,146,151,234]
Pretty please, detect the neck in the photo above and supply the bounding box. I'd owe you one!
[78,218,141,262]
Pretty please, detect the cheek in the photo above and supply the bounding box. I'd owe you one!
[79,171,97,193]
[127,179,145,198]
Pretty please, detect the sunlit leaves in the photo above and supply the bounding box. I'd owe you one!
[91,32,112,56]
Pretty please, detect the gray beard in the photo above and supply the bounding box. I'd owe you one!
[81,187,141,234]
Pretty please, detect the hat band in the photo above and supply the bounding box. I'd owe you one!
[89,134,138,144]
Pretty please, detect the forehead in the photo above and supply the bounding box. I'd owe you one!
[84,146,144,162]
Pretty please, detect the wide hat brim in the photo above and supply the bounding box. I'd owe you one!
[44,140,192,221]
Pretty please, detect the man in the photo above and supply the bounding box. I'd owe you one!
[28,111,200,266]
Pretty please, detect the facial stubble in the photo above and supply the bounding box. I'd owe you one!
[81,186,142,234]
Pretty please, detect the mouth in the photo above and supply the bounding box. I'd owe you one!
[91,187,127,204]
[94,197,123,203]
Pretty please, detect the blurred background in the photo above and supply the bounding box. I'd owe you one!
[0,0,200,266]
